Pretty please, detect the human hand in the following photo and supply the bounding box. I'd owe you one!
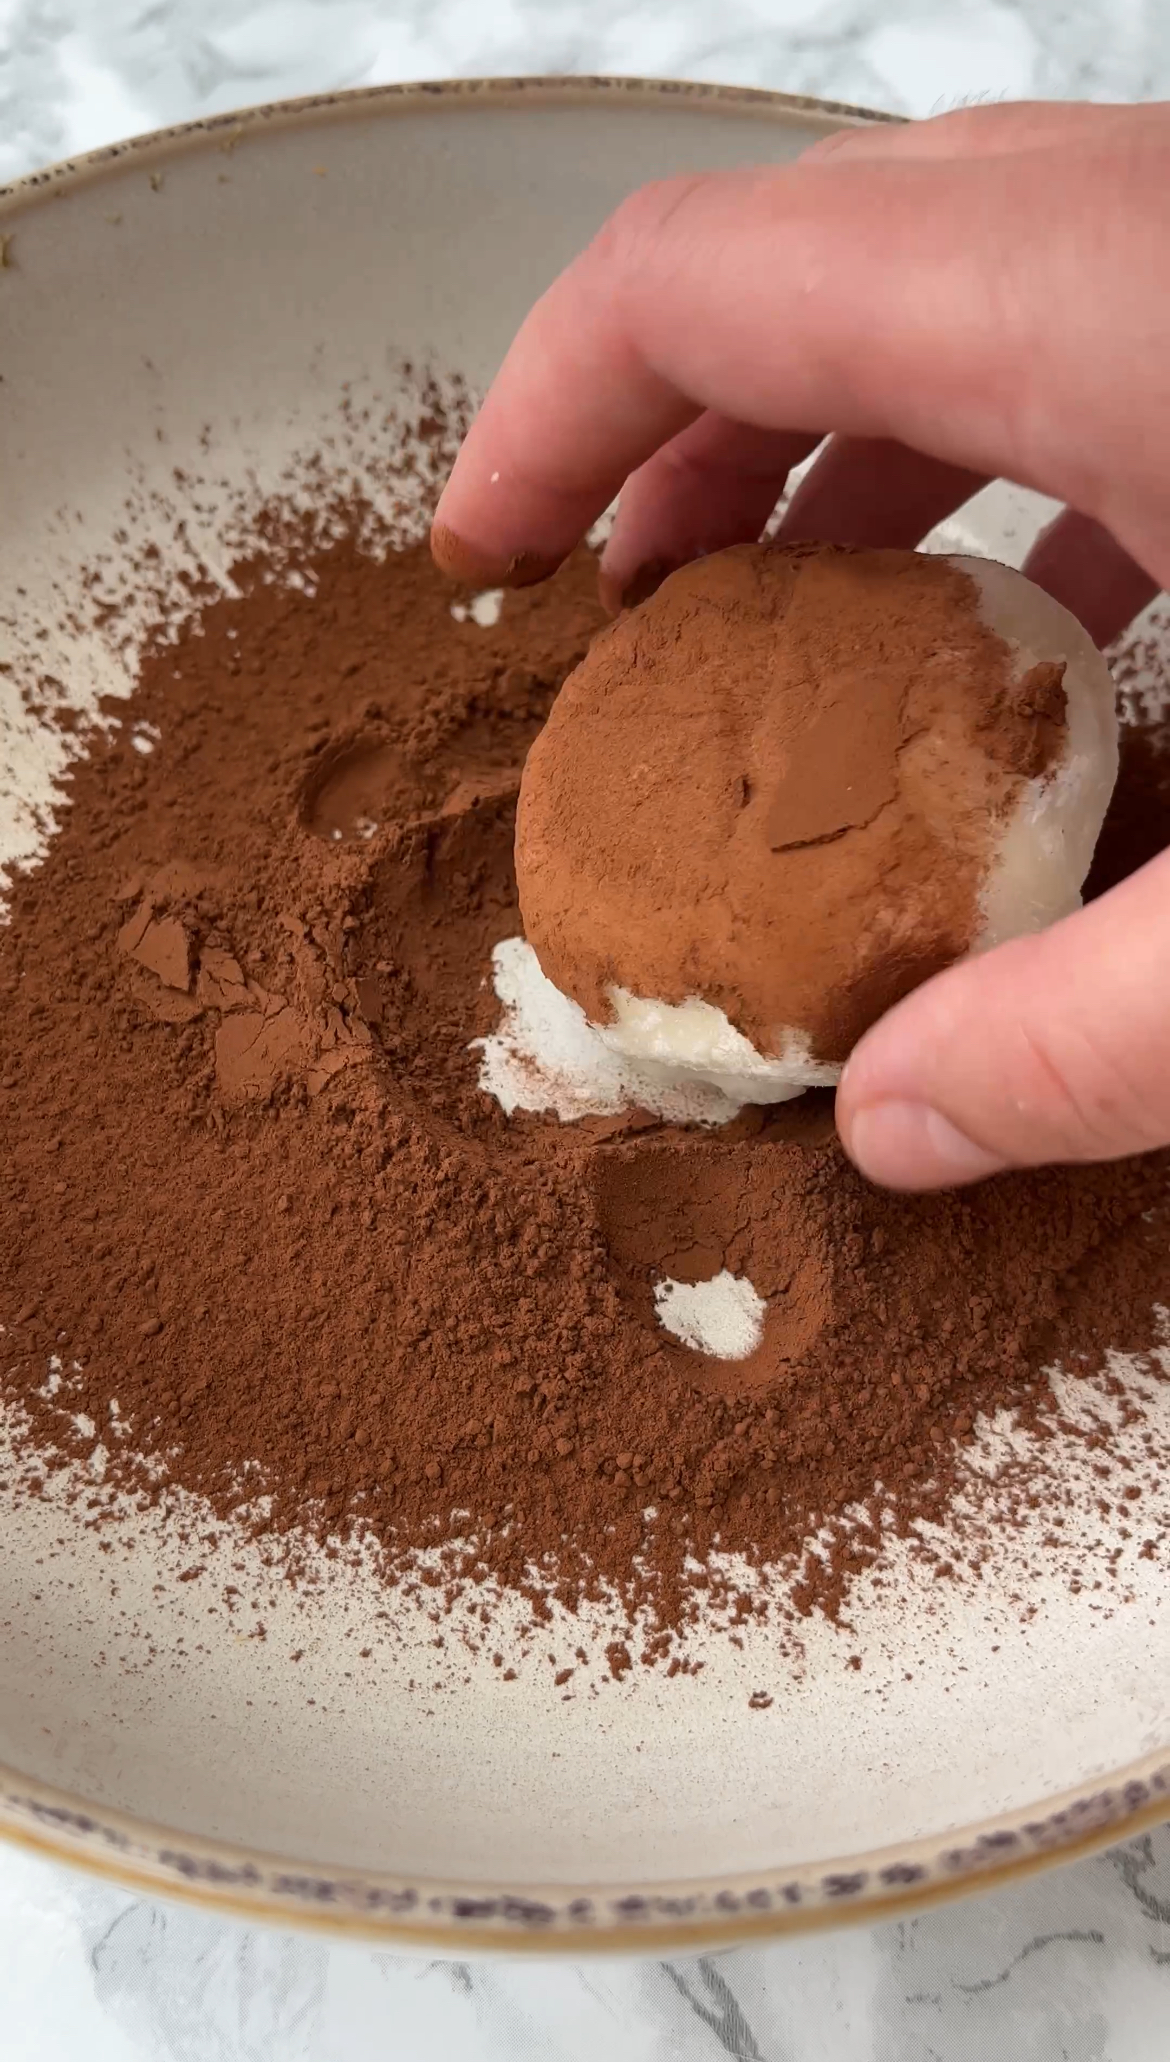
[431,100,1170,1190]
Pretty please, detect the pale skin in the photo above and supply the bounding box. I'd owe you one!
[431,101,1170,1191]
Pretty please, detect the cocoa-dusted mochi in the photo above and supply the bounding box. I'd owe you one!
[516,544,1117,1100]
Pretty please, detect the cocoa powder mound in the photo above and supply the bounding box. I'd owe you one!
[1,530,1168,1634]
[516,543,1070,1062]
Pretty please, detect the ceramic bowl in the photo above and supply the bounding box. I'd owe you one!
[2,77,1170,1954]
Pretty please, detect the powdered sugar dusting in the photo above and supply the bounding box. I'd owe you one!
[654,1271,766,1360]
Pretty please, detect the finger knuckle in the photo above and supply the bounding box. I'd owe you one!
[597,174,714,284]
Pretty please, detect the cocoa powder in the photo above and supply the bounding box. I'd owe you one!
[517,544,1070,1062]
[1,521,1168,1635]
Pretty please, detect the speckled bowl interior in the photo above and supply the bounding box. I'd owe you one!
[2,79,1170,1953]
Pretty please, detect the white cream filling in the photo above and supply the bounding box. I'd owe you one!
[597,989,839,1102]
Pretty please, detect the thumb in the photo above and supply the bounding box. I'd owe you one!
[836,850,1170,1189]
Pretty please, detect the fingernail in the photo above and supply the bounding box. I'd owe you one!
[598,558,678,617]
[843,1100,1006,1190]
[430,521,559,589]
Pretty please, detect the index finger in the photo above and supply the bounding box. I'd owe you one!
[430,175,709,588]
[431,133,1170,592]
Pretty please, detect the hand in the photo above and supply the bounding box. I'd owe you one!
[431,100,1170,1190]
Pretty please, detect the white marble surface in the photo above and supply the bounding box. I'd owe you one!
[3,1,1170,2055]
[2,0,1169,185]
[4,1830,1170,2060]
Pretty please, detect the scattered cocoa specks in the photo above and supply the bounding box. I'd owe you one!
[2,466,1169,1660]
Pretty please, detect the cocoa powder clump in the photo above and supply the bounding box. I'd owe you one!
[0,523,1167,1635]
[517,543,1069,1062]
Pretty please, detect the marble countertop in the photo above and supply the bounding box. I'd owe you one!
[3,1,1170,2055]
[4,1828,1170,2060]
[3,0,1169,183]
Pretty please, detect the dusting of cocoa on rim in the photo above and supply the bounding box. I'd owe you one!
[1,479,1169,1644]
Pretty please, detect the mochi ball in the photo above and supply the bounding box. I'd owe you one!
[514,543,1118,1105]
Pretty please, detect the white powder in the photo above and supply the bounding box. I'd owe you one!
[654,1271,766,1359]
[472,936,753,1125]
[473,950,768,1355]
[449,588,504,627]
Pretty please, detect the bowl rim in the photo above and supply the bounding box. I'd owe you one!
[4,1746,1170,1953]
[0,70,1160,1952]
[0,71,898,209]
